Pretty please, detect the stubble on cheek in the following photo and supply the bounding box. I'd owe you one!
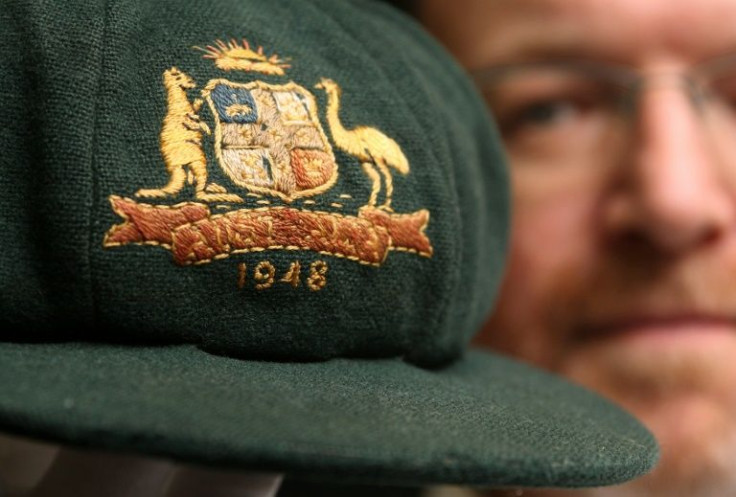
[477,242,585,368]
[483,204,736,392]
[476,186,594,370]
[479,217,736,497]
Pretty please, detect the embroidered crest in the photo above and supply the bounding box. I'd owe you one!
[104,39,432,268]
[203,80,337,201]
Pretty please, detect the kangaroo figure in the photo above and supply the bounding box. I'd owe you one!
[136,67,242,203]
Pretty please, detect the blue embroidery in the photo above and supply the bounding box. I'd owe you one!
[211,84,258,124]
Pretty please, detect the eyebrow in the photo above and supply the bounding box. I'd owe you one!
[476,29,629,69]
[475,23,736,72]
[470,60,637,91]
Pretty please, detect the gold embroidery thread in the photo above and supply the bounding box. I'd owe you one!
[254,261,276,290]
[104,39,433,273]
[136,68,243,204]
[195,39,290,75]
[202,79,338,202]
[307,261,329,291]
[237,262,247,289]
[315,78,409,211]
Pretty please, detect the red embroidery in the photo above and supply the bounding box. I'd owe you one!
[104,196,432,267]
[104,49,434,274]
[291,149,335,189]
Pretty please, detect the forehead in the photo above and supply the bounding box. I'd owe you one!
[421,0,736,69]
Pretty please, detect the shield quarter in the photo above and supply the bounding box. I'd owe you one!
[202,79,338,201]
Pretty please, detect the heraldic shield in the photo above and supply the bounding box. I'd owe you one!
[104,45,433,269]
[202,79,338,201]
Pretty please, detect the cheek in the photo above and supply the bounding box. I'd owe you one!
[480,173,600,364]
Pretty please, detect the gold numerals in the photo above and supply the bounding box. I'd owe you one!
[237,260,328,291]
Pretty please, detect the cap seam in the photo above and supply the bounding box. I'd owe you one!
[86,0,112,331]
[373,1,506,343]
[317,0,461,361]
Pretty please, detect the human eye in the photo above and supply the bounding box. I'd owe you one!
[707,70,736,110]
[699,67,736,141]
[480,70,619,159]
[495,97,581,134]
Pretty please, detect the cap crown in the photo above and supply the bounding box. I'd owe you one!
[0,0,508,366]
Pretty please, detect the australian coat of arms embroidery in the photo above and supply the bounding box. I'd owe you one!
[103,39,432,268]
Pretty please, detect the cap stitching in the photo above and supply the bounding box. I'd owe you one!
[86,0,112,332]
[319,0,460,362]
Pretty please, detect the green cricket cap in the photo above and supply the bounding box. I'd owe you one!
[0,0,657,488]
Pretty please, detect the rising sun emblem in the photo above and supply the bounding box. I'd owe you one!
[194,39,290,75]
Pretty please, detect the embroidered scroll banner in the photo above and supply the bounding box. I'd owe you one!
[104,196,433,267]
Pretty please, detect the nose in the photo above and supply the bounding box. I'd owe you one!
[604,82,735,254]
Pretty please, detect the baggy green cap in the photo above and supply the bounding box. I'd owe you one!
[0,0,657,487]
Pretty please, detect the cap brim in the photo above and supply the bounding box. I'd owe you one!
[0,343,657,487]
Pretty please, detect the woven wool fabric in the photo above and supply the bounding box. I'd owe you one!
[0,345,657,487]
[0,0,506,368]
[0,0,658,488]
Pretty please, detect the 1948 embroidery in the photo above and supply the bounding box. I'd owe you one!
[103,38,433,273]
[237,260,328,291]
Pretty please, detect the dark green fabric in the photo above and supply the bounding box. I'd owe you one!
[0,0,659,488]
[0,0,508,367]
[0,344,658,487]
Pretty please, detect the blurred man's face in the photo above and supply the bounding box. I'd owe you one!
[422,1,736,496]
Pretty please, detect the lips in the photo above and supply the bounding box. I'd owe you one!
[578,314,736,345]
